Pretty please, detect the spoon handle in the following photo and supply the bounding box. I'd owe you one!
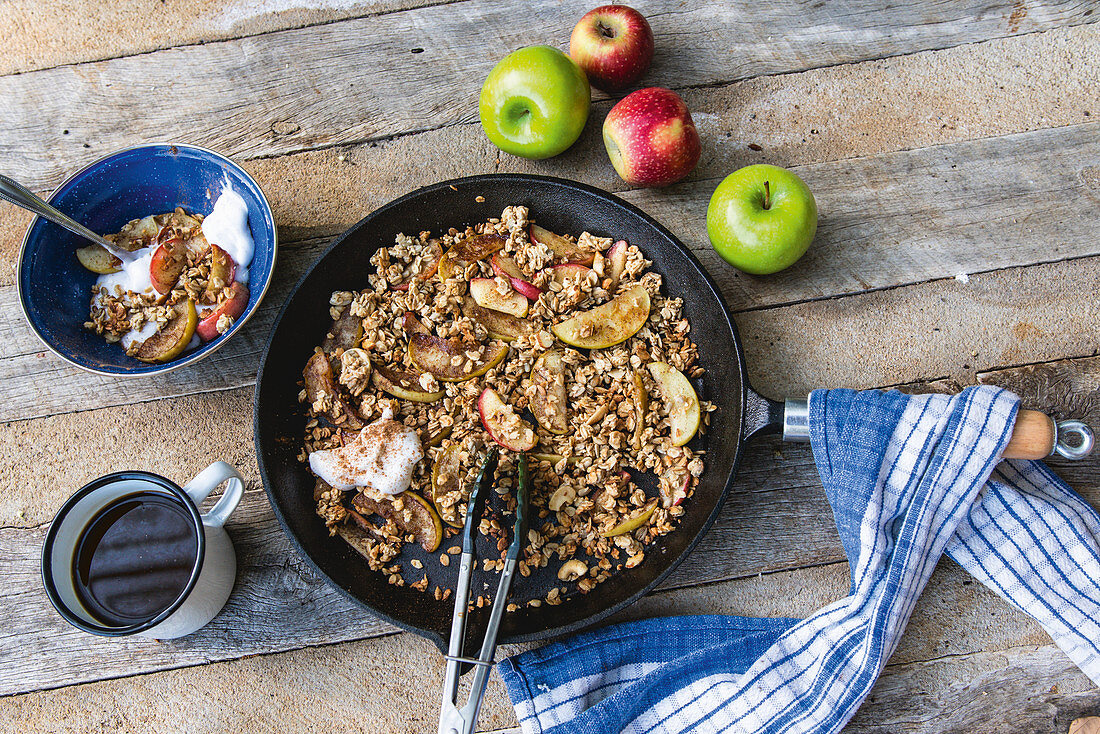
[0,173,125,256]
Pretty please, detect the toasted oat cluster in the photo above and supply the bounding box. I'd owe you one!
[300,205,713,607]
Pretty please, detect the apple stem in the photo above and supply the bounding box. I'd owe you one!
[763,180,771,210]
[597,21,615,39]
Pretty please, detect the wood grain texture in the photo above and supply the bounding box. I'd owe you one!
[3,0,1098,190]
[6,19,1098,278]
[5,121,1100,422]
[0,0,456,76]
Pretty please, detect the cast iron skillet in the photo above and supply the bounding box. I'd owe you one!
[254,174,781,653]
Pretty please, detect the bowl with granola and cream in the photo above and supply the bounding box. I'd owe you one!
[17,143,276,376]
[255,175,759,652]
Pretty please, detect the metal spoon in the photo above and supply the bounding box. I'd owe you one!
[0,173,132,261]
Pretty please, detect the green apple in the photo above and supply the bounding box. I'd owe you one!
[706,164,817,275]
[479,46,590,159]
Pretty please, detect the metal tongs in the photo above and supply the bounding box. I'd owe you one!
[438,448,529,734]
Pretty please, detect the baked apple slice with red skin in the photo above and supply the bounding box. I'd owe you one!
[149,235,188,294]
[437,233,507,281]
[492,253,543,300]
[408,333,508,382]
[392,240,443,291]
[605,240,628,292]
[196,281,249,342]
[529,224,596,266]
[478,387,537,451]
[206,244,237,295]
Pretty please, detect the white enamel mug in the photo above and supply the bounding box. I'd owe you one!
[42,461,244,639]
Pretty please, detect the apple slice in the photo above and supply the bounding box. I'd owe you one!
[530,451,576,465]
[550,263,593,285]
[303,351,364,428]
[529,224,596,265]
[149,236,188,294]
[425,424,453,448]
[134,299,198,363]
[322,307,364,352]
[478,387,537,451]
[551,283,650,349]
[430,442,465,528]
[76,245,122,274]
[437,233,507,280]
[408,333,508,382]
[529,348,568,435]
[631,369,649,451]
[207,244,237,294]
[461,298,535,341]
[469,277,529,318]
[606,240,628,292]
[371,363,445,402]
[646,362,700,446]
[196,282,249,342]
[492,253,543,300]
[351,490,443,552]
[601,498,658,537]
[392,240,443,291]
[401,311,431,335]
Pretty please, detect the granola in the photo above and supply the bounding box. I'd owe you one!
[301,206,713,608]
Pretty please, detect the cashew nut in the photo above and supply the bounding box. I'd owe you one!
[557,559,588,582]
[548,484,577,512]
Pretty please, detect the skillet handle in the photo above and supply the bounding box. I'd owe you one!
[743,387,785,441]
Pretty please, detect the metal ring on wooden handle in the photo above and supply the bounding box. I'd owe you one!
[1002,410,1095,460]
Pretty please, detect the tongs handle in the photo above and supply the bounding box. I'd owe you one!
[440,451,530,734]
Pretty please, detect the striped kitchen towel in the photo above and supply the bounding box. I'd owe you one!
[498,386,1100,733]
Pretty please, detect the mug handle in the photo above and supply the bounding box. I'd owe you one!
[183,461,245,528]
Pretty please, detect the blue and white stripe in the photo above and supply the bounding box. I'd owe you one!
[498,386,1100,733]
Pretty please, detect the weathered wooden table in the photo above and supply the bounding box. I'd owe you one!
[2,1,1099,731]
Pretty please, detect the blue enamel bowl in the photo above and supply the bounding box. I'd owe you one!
[17,143,277,376]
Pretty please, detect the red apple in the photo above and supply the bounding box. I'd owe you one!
[569,5,654,91]
[478,387,538,452]
[196,282,249,341]
[603,87,701,187]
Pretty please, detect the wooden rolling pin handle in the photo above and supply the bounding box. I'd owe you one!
[1002,410,1057,460]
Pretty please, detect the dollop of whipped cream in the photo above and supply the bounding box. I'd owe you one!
[309,406,423,494]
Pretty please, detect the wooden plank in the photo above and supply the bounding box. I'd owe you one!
[3,556,1094,732]
[5,122,1100,422]
[3,0,1097,190]
[846,644,1100,733]
[0,0,456,76]
[5,19,1098,276]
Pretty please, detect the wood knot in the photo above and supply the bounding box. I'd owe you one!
[271,120,301,136]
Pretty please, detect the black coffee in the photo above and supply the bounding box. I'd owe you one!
[72,492,198,626]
